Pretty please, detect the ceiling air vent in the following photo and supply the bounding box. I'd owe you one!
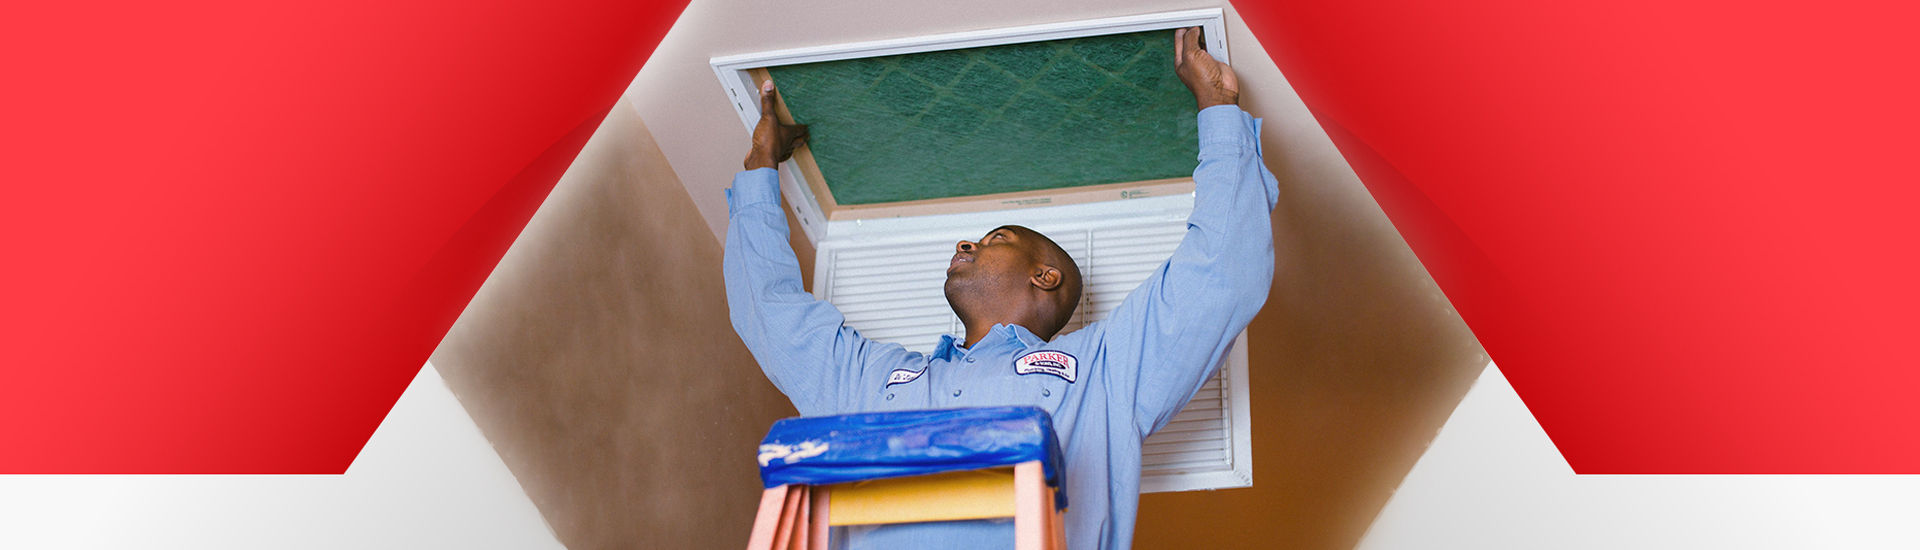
[715,9,1252,493]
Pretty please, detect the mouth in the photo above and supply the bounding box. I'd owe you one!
[948,253,972,272]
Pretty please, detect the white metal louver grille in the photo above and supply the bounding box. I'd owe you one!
[815,209,1253,493]
[1079,224,1245,488]
[823,241,958,353]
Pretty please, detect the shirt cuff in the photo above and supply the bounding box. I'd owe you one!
[1197,104,1261,157]
[726,168,782,215]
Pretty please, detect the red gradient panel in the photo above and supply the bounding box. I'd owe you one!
[0,1,686,472]
[4,0,1915,475]
[1235,0,1920,472]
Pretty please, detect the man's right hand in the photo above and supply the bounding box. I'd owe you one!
[1174,27,1239,110]
[743,80,810,171]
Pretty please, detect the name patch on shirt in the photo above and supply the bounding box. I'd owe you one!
[1014,350,1077,383]
[886,368,925,387]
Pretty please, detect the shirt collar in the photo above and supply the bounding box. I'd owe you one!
[934,324,1046,361]
[934,335,961,361]
[1000,324,1046,348]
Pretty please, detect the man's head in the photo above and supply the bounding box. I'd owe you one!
[944,225,1084,340]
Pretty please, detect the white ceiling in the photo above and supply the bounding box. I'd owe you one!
[618,5,1487,545]
[626,0,1361,242]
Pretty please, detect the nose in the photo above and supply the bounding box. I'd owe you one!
[956,240,977,253]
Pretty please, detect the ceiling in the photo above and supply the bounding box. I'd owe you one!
[625,0,1351,241]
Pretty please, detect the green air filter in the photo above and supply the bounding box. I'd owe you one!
[767,30,1199,206]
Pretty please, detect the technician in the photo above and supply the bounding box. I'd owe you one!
[723,27,1278,550]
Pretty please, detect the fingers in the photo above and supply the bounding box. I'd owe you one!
[1174,28,1186,63]
[758,80,777,119]
[787,124,809,150]
[1182,26,1204,59]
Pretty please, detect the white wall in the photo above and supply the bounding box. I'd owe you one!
[0,363,562,550]
[1358,364,1920,549]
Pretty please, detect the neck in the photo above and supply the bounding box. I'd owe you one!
[956,299,1052,348]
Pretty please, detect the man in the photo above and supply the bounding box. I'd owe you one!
[723,28,1278,550]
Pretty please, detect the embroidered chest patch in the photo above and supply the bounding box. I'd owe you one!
[1014,350,1077,383]
[886,368,925,387]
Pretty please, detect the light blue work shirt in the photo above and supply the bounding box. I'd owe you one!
[723,105,1279,550]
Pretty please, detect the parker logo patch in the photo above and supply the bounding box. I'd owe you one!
[1014,350,1077,383]
[886,368,925,387]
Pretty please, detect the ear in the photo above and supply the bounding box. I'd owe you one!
[1031,266,1063,291]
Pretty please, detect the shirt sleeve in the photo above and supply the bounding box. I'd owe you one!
[1082,105,1279,438]
[723,168,906,415]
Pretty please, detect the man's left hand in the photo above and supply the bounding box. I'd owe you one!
[744,80,809,171]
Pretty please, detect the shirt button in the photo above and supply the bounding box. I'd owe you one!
[952,389,963,397]
[1042,388,1051,397]
[886,393,895,401]
[966,357,976,363]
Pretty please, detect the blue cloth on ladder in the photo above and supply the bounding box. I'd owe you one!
[756,406,1067,510]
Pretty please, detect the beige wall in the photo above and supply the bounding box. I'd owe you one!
[443,1,1490,547]
[430,98,797,549]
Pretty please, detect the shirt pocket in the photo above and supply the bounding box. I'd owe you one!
[1027,373,1071,415]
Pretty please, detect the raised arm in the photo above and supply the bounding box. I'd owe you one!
[1079,28,1279,437]
[724,82,902,415]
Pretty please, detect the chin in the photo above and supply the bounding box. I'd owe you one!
[943,279,971,317]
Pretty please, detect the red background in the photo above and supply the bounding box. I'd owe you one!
[2,0,1915,473]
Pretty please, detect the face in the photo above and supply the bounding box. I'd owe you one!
[944,226,1042,313]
